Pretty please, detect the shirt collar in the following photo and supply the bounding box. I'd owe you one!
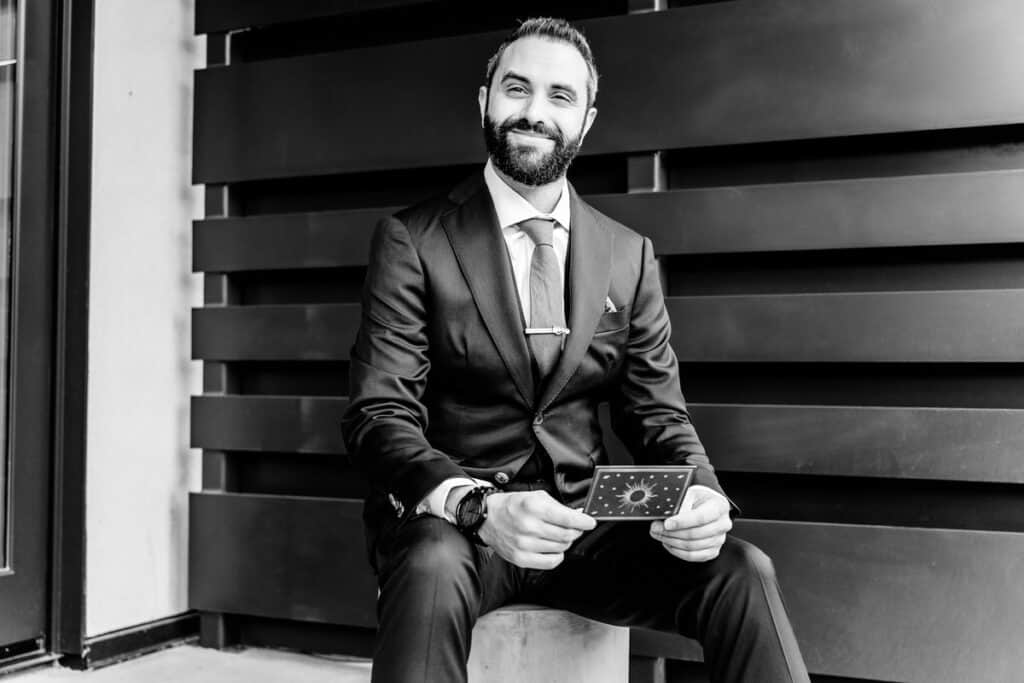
[483,159,571,232]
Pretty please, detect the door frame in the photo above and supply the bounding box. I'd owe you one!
[50,0,94,661]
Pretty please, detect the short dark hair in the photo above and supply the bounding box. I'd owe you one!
[484,17,599,107]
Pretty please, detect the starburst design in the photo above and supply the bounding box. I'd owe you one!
[616,478,658,513]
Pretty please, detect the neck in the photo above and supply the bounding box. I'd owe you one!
[492,163,564,214]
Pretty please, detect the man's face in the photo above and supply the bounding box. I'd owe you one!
[479,36,597,186]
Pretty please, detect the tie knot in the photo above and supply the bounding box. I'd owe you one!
[519,218,555,247]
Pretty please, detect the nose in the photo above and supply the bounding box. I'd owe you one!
[521,94,550,128]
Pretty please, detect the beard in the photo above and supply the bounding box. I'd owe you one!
[483,113,583,186]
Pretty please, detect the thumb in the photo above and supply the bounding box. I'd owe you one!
[684,485,719,509]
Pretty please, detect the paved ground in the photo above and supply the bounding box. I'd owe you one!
[7,645,372,682]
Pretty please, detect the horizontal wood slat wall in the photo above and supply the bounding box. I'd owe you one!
[191,395,1024,485]
[191,290,1024,362]
[191,2,1024,681]
[194,0,1024,183]
[188,493,1024,682]
[193,170,1024,272]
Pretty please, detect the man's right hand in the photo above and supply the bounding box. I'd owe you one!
[477,490,596,570]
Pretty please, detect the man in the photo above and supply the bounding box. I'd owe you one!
[341,17,809,683]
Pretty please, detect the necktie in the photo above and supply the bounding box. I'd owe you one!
[520,218,566,379]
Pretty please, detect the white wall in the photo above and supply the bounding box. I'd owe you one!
[86,0,204,636]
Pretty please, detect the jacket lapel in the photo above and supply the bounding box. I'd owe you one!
[441,175,535,407]
[537,186,612,410]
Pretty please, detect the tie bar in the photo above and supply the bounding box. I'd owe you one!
[525,326,570,350]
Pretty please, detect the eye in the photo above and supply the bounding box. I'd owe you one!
[551,91,575,105]
[506,84,528,96]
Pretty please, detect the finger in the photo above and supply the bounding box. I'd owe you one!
[528,493,597,531]
[650,523,724,547]
[664,544,722,563]
[655,533,726,553]
[658,516,732,541]
[515,535,574,554]
[510,551,566,571]
[528,521,584,545]
[664,498,729,531]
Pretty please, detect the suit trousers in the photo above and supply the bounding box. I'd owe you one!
[371,514,810,683]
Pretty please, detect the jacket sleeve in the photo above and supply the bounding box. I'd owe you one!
[607,236,733,504]
[341,216,467,512]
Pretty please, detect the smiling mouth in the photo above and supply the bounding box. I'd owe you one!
[509,130,554,143]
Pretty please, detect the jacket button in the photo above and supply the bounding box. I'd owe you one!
[533,412,544,425]
[495,472,510,485]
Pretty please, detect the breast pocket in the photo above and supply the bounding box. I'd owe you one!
[593,306,630,336]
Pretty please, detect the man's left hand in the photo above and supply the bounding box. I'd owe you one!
[650,486,732,563]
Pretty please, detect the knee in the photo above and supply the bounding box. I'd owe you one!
[691,538,779,634]
[406,531,474,580]
[718,537,777,585]
[389,516,478,587]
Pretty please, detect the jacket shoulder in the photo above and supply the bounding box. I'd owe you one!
[385,170,484,241]
[386,192,454,239]
[578,198,646,249]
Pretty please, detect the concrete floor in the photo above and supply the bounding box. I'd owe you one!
[7,646,372,683]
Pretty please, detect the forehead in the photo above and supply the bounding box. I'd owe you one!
[495,36,589,91]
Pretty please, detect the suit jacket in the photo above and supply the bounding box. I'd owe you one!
[341,170,726,547]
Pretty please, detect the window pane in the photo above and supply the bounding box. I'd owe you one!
[0,0,13,62]
[0,57,12,569]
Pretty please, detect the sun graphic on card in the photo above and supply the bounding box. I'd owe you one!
[616,478,659,513]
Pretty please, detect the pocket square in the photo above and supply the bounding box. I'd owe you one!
[603,296,618,313]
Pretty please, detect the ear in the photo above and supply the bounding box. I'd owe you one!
[478,86,488,127]
[579,106,598,143]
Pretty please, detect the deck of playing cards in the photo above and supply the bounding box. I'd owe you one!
[582,465,696,520]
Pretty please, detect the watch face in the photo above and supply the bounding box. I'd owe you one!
[457,490,486,529]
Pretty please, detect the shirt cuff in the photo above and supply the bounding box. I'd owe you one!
[415,476,489,523]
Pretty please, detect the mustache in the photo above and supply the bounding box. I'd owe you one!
[501,118,562,141]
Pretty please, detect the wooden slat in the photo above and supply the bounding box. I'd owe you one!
[192,170,1024,273]
[189,493,377,626]
[690,404,1024,484]
[668,290,1024,363]
[191,395,347,454]
[588,170,1024,256]
[735,521,1024,682]
[196,0,429,34]
[191,304,360,361]
[188,493,1024,682]
[191,396,1024,484]
[193,31,488,182]
[193,208,396,273]
[192,290,1024,363]
[194,0,1024,182]
[637,521,1024,682]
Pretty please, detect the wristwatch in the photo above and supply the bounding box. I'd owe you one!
[454,486,496,545]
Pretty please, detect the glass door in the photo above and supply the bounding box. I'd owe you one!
[0,0,57,661]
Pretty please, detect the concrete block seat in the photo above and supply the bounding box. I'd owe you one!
[468,604,629,683]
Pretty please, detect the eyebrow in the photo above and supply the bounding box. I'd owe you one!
[500,70,580,101]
